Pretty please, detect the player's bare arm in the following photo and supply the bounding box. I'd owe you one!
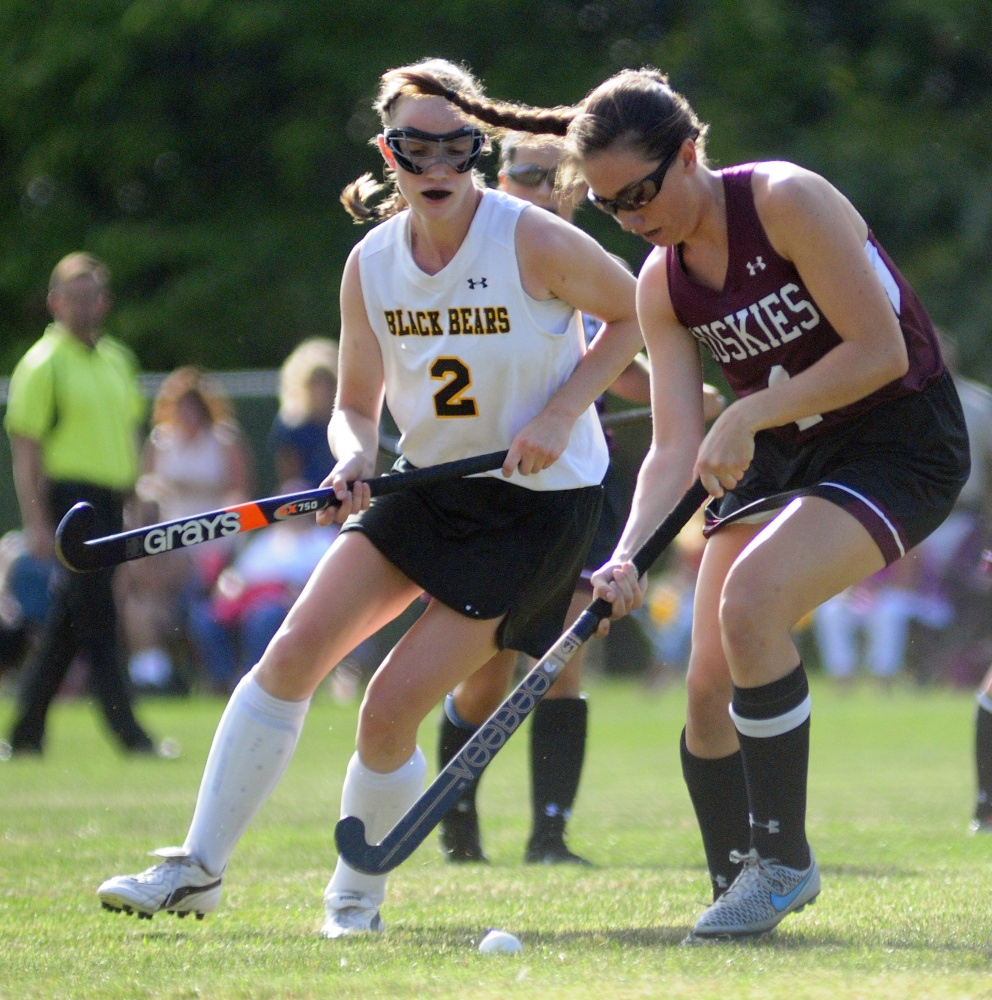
[505,208,643,476]
[322,246,386,524]
[592,248,703,617]
[725,164,909,434]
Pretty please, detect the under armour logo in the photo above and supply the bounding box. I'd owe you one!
[467,277,488,289]
[746,257,766,276]
[749,813,780,834]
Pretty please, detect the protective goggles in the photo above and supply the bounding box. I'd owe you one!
[383,126,486,175]
[504,163,557,188]
[587,142,683,215]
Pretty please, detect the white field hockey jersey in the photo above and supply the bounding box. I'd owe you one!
[358,188,608,491]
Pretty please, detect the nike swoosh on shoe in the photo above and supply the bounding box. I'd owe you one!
[769,870,815,912]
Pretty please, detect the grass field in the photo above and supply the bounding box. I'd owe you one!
[1,675,990,1000]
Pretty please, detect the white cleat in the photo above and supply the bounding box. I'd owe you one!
[689,848,820,940]
[97,847,224,920]
[321,890,385,939]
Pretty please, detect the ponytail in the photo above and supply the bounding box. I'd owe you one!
[340,171,408,224]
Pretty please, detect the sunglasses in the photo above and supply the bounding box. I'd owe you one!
[383,126,486,175]
[504,163,557,188]
[587,143,682,215]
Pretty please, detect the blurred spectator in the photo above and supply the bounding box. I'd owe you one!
[4,252,156,754]
[0,531,47,677]
[637,508,707,688]
[813,552,953,687]
[269,338,338,489]
[188,487,338,694]
[915,332,992,685]
[120,366,252,692]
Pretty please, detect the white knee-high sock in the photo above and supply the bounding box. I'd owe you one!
[325,748,427,908]
[184,670,310,876]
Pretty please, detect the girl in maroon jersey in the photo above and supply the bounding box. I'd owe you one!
[395,67,970,939]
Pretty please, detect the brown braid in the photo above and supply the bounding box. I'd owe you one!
[393,69,577,137]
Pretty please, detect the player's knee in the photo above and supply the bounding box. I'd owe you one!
[718,571,781,659]
[256,617,326,689]
[685,662,732,730]
[358,674,416,748]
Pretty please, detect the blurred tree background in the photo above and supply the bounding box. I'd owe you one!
[1,0,990,377]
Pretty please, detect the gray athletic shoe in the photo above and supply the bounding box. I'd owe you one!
[321,890,385,939]
[97,847,223,920]
[689,848,820,940]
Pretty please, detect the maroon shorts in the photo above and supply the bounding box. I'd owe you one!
[704,371,970,564]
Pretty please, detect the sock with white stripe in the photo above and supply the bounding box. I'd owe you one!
[184,670,311,876]
[325,747,427,908]
[730,663,811,870]
[975,692,992,822]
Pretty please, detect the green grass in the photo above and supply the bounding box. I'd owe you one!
[1,676,990,999]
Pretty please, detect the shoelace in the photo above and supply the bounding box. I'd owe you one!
[137,855,202,885]
[721,848,787,900]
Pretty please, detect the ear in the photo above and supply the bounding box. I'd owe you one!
[680,137,699,173]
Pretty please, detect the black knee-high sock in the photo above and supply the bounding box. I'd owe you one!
[437,699,481,815]
[529,697,587,841]
[731,664,811,870]
[975,693,992,820]
[679,728,751,899]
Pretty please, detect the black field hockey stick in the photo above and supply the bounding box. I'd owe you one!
[599,405,652,429]
[335,477,709,875]
[55,450,509,573]
[377,408,654,459]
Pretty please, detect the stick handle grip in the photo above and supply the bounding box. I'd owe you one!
[369,451,507,495]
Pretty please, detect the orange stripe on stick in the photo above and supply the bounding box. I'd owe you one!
[229,503,268,531]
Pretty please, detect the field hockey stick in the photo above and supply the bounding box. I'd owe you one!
[55,450,509,573]
[599,405,651,429]
[335,476,709,875]
[377,409,653,459]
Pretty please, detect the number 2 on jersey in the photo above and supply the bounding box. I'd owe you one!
[431,357,477,418]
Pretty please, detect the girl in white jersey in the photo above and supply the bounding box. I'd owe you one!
[398,68,969,941]
[96,58,642,938]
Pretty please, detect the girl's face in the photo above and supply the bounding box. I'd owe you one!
[580,141,693,247]
[306,368,336,419]
[175,390,211,436]
[378,95,482,220]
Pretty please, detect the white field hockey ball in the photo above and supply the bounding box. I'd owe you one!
[479,929,523,954]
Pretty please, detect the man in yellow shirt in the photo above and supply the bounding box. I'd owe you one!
[5,252,156,755]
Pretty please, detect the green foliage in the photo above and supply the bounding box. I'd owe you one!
[1,1,990,376]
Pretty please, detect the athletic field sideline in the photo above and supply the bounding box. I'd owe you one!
[1,676,988,999]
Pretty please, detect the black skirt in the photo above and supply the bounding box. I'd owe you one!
[341,465,603,658]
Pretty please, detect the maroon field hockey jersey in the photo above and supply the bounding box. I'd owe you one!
[667,163,944,443]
